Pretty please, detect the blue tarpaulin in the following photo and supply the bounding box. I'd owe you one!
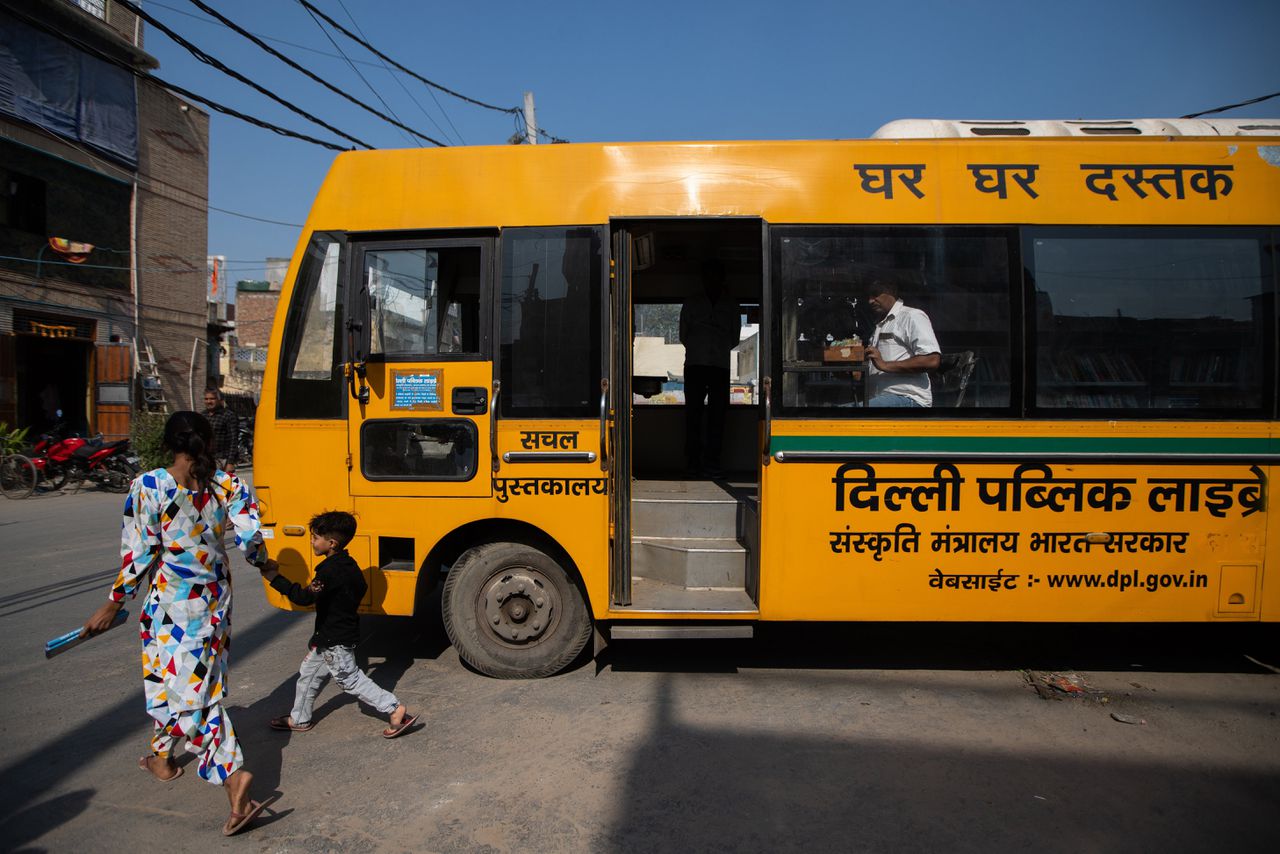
[0,11,138,166]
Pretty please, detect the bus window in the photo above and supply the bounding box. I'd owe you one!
[775,227,1014,413]
[1028,228,1274,413]
[277,233,343,419]
[365,246,481,358]
[500,227,603,416]
[360,419,477,481]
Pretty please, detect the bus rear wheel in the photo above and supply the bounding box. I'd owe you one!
[442,542,591,679]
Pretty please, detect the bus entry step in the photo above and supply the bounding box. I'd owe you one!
[608,624,754,641]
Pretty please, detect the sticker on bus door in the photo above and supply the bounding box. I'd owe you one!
[392,370,443,411]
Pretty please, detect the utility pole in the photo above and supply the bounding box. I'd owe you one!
[523,91,538,145]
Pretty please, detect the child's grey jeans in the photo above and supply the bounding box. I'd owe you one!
[291,645,399,725]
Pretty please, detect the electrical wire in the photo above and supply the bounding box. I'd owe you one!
[148,0,389,69]
[0,253,269,274]
[149,74,352,152]
[114,0,374,150]
[295,2,420,147]
[293,0,518,115]
[207,205,302,228]
[1182,90,1280,119]
[24,119,306,229]
[183,0,446,147]
[334,0,464,146]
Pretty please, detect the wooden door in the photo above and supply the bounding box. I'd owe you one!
[95,342,133,441]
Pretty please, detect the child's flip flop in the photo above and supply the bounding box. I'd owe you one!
[382,712,419,739]
[268,715,314,732]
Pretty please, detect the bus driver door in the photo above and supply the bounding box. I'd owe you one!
[345,236,496,502]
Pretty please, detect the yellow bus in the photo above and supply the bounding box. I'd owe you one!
[255,118,1280,677]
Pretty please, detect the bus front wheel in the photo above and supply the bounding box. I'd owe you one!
[442,542,592,678]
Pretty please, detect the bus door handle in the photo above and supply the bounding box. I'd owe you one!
[345,361,368,405]
[761,376,772,466]
[599,378,610,473]
[345,320,369,405]
[489,380,501,473]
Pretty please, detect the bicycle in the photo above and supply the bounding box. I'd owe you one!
[0,453,38,499]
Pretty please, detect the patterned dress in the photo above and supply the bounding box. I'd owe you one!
[109,468,265,784]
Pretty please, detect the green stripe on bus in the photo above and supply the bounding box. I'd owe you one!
[769,435,1279,455]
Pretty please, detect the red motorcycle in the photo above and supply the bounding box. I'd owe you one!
[30,417,140,492]
[68,436,140,493]
[28,419,86,491]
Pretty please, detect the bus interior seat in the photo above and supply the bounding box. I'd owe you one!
[930,350,976,408]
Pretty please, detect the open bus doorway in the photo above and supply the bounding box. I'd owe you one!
[626,219,763,481]
[611,218,764,614]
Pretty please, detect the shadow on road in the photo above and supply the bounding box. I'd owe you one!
[606,622,1280,676]
[0,609,296,843]
[600,676,1280,853]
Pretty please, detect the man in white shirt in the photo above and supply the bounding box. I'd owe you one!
[864,277,940,407]
[679,260,740,476]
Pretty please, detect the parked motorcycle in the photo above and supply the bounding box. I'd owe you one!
[27,418,87,491]
[65,437,140,493]
[28,415,140,493]
[237,415,254,466]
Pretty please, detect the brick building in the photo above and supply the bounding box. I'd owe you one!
[0,0,210,439]
[221,277,280,398]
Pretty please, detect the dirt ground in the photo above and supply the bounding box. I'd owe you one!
[2,484,1277,852]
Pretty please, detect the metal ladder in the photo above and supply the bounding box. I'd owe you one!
[136,342,168,412]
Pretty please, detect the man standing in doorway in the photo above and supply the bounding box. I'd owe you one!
[679,259,740,478]
[205,387,239,473]
[865,276,940,407]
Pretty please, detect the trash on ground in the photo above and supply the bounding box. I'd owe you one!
[1025,670,1107,703]
[1110,712,1146,725]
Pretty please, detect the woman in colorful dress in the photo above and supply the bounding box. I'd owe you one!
[83,410,276,836]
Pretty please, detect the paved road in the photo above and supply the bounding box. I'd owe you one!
[1,479,1278,853]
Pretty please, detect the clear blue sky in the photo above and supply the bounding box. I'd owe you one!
[138,0,1280,281]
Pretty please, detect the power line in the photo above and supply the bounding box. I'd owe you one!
[208,205,302,228]
[538,128,571,144]
[1182,90,1280,119]
[0,253,272,274]
[148,0,388,68]
[182,0,446,147]
[296,2,420,147]
[115,0,374,150]
[293,0,519,115]
[151,74,351,152]
[26,119,307,227]
[335,0,464,146]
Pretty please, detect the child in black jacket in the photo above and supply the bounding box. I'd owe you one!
[260,511,418,738]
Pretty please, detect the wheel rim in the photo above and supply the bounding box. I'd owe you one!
[476,565,562,649]
[1,455,36,498]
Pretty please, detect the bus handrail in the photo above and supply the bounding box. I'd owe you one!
[761,376,772,467]
[490,380,501,473]
[599,378,609,473]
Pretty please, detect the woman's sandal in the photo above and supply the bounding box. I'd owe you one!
[268,715,314,732]
[137,754,183,782]
[222,793,278,837]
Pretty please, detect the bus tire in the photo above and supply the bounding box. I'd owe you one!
[442,542,592,679]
